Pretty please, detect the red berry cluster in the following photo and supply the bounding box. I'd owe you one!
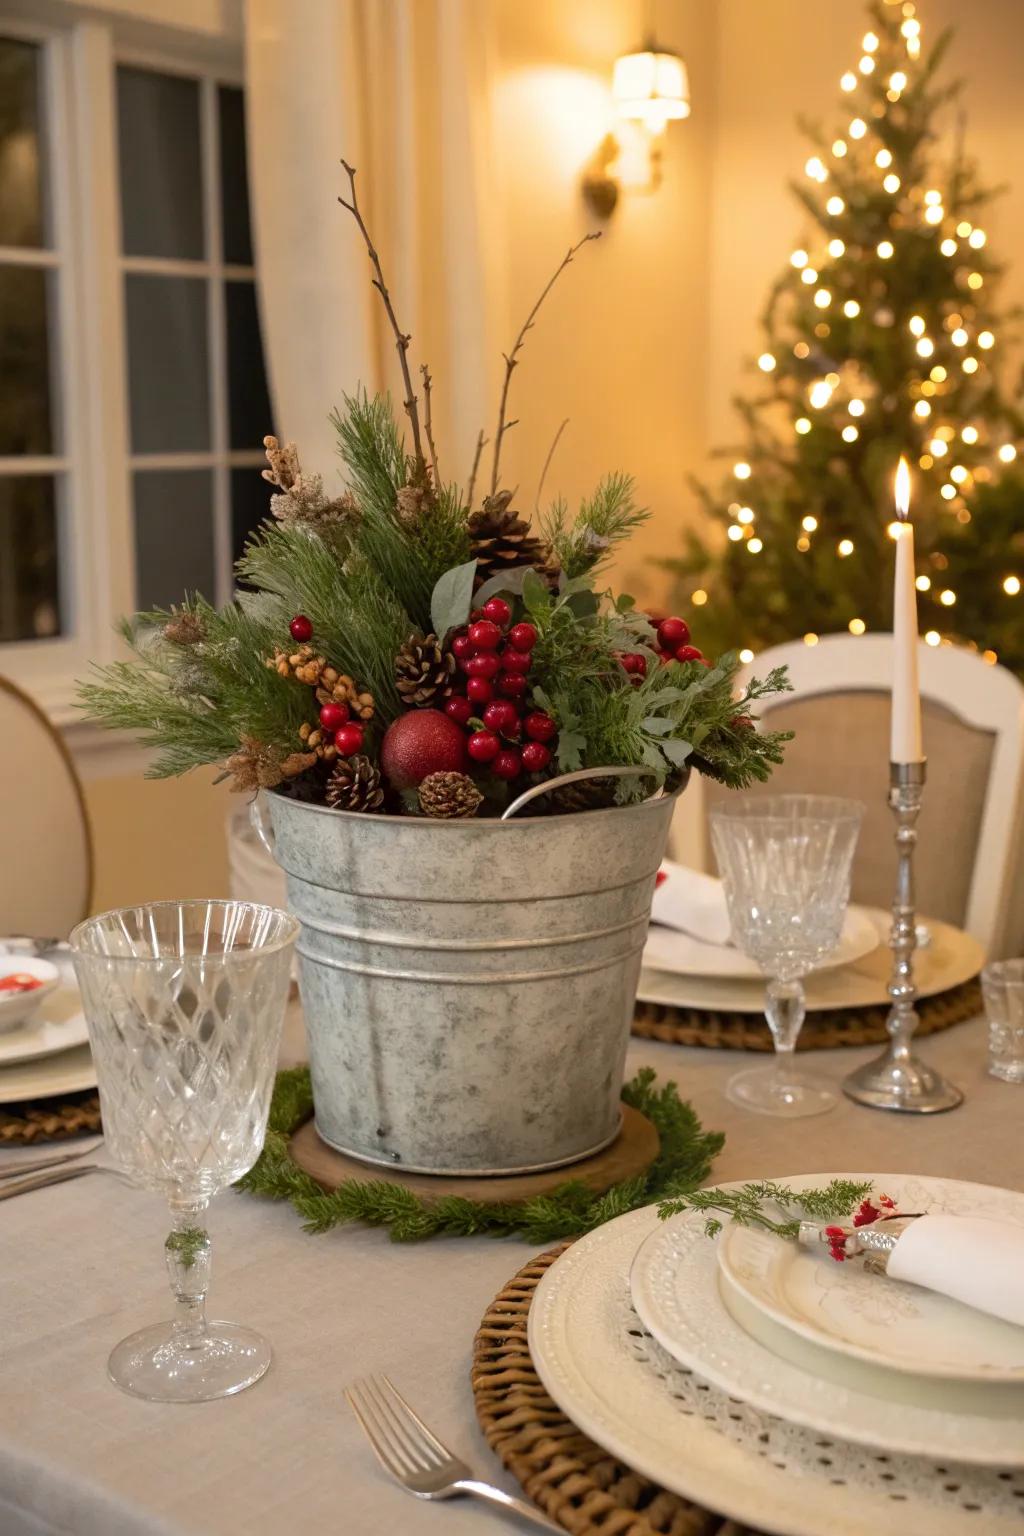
[652,615,709,669]
[442,598,557,782]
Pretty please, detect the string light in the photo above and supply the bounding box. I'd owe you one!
[915,337,934,358]
[804,633,819,646]
[795,417,812,434]
[838,538,854,556]
[924,205,944,225]
[940,589,956,606]
[875,148,893,168]
[883,174,901,193]
[889,71,907,91]
[956,220,972,237]
[969,228,987,248]
[887,520,901,538]
[908,315,926,336]
[978,330,995,349]
[901,18,921,38]
[951,327,968,346]
[925,631,941,647]
[797,535,811,551]
[801,267,818,284]
[849,399,865,416]
[914,401,931,418]
[849,118,867,139]
[832,139,848,157]
[1004,576,1021,596]
[692,589,708,606]
[929,439,948,456]
[826,196,845,216]
[840,71,858,92]
[791,249,809,268]
[950,465,968,484]
[758,352,777,371]
[727,525,743,541]
[849,617,866,635]
[737,505,755,523]
[862,31,879,51]
[802,515,818,531]
[968,272,984,289]
[805,156,828,182]
[794,341,810,358]
[734,461,752,478]
[877,240,894,259]
[984,650,998,664]
[809,381,833,408]
[962,356,979,373]
[747,538,763,553]
[940,238,958,256]
[915,575,931,591]
[924,189,942,205]
[842,425,859,442]
[999,444,1017,463]
[843,299,860,317]
[829,238,846,258]
[962,426,979,443]
[814,288,831,308]
[930,365,947,381]
[919,454,933,468]
[739,648,755,663]
[940,484,957,499]
[859,56,875,75]
[920,381,936,396]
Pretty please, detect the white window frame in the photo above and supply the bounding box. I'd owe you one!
[0,9,258,751]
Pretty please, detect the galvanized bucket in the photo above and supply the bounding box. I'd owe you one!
[255,779,679,1175]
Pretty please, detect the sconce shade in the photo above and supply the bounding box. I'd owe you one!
[612,49,690,131]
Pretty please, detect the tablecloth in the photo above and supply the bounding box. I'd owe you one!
[0,1009,1014,1536]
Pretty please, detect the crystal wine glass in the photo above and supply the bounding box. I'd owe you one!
[70,900,298,1402]
[709,795,863,1118]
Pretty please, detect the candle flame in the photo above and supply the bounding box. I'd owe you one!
[895,456,911,520]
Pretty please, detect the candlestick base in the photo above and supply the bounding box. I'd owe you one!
[843,1031,964,1114]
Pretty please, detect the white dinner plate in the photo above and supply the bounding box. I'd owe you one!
[0,1042,96,1104]
[0,950,89,1068]
[529,1208,1024,1536]
[636,912,984,1013]
[719,1178,1024,1384]
[628,1176,1024,1465]
[643,903,878,980]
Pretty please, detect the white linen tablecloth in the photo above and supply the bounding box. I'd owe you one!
[0,1009,1014,1536]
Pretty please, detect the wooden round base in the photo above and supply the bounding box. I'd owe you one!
[289,1105,659,1206]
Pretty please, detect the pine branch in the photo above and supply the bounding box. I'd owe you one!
[657,1178,875,1239]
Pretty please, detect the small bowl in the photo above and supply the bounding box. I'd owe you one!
[0,957,61,1033]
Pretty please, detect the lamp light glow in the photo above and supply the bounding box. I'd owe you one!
[612,49,690,131]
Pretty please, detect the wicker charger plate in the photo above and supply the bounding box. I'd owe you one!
[0,1090,101,1145]
[472,1243,758,1535]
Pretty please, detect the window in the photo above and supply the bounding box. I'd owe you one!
[0,18,273,720]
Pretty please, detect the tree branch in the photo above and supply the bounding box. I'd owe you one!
[338,160,426,469]
[490,233,601,496]
[536,417,569,511]
[466,429,487,510]
[420,364,440,485]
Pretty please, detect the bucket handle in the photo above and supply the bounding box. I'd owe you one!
[249,792,276,857]
[500,766,662,822]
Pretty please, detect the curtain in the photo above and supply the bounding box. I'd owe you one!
[244,0,505,488]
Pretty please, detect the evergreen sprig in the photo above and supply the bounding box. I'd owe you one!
[236,1066,724,1244]
[657,1177,875,1239]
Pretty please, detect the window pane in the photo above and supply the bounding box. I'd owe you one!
[0,476,61,641]
[0,37,47,248]
[0,266,55,455]
[225,280,272,451]
[125,273,209,453]
[218,86,253,266]
[117,67,203,260]
[134,469,215,609]
[230,465,270,571]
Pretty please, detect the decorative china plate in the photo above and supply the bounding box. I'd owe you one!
[0,1044,96,1104]
[0,952,89,1068]
[529,1207,1024,1536]
[642,904,879,981]
[627,1177,1024,1465]
[718,1176,1024,1384]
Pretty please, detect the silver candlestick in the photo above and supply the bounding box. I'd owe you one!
[843,761,963,1113]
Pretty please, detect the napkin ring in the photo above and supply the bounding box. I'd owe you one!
[798,1216,918,1272]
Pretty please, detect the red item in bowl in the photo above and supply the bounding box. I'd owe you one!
[0,973,44,993]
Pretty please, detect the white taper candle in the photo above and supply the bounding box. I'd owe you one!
[890,456,924,763]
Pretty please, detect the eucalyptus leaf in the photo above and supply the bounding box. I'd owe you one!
[661,737,694,767]
[521,567,550,617]
[556,729,587,772]
[565,589,600,619]
[642,716,673,736]
[615,592,637,612]
[473,566,535,607]
[641,741,669,774]
[430,559,477,637]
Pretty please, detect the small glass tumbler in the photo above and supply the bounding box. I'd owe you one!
[982,959,1024,1083]
[710,794,864,1117]
[70,900,298,1402]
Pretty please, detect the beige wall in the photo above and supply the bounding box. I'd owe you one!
[84,767,232,913]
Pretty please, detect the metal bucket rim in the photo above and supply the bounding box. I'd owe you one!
[268,783,683,829]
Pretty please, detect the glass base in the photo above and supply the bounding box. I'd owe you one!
[108,1321,271,1403]
[726,1063,837,1118]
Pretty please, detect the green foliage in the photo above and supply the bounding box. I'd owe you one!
[541,473,649,579]
[236,1065,724,1243]
[657,1177,876,1239]
[662,0,1024,675]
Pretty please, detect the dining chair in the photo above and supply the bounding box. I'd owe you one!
[670,634,1024,957]
[0,674,94,937]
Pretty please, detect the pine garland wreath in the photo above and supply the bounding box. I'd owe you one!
[418,771,483,818]
[236,1066,725,1243]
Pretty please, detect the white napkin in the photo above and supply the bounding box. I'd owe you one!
[887,1215,1024,1328]
[650,860,733,946]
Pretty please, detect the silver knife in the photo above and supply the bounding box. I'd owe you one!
[0,1143,101,1182]
[0,1164,98,1200]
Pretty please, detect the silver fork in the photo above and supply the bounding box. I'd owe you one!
[345,1374,563,1533]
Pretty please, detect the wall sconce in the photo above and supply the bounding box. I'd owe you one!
[583,42,689,218]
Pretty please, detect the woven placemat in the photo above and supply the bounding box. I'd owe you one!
[472,1243,759,1535]
[633,976,981,1051]
[0,1091,101,1145]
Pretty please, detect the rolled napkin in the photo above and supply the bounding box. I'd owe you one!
[800,1213,1024,1329]
[650,860,732,946]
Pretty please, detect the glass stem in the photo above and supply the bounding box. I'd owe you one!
[765,977,806,1063]
[164,1198,211,1351]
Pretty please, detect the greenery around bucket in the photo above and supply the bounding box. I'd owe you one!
[237,1066,725,1243]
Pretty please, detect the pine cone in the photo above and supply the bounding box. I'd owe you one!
[223,737,316,794]
[163,607,205,646]
[395,632,455,707]
[468,491,561,591]
[325,755,385,812]
[418,772,483,819]
[544,778,616,815]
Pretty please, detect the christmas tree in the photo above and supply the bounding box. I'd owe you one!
[665,0,1024,675]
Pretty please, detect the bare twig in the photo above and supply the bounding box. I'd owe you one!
[466,429,487,510]
[535,417,569,512]
[490,233,601,496]
[420,364,440,486]
[338,160,425,468]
